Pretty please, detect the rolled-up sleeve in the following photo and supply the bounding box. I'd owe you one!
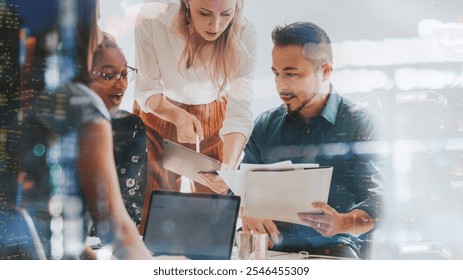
[350,116,385,221]
[219,23,258,141]
[133,18,164,112]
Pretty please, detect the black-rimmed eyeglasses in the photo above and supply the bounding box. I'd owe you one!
[92,66,138,86]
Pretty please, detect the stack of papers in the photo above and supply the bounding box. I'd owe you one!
[218,161,333,225]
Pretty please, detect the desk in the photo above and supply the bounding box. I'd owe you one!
[87,237,354,260]
[230,247,359,260]
[231,247,306,260]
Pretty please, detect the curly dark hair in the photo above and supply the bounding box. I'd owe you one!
[91,31,121,69]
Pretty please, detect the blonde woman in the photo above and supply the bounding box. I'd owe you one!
[134,0,257,231]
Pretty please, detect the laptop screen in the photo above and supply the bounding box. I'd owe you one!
[143,190,240,260]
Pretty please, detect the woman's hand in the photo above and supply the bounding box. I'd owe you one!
[198,172,229,194]
[173,108,204,143]
[144,95,203,143]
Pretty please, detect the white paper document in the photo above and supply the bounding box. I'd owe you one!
[243,166,333,225]
[218,161,332,225]
[217,161,319,199]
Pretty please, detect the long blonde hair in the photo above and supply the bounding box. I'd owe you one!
[173,0,246,93]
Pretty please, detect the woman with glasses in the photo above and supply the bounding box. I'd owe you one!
[89,32,147,229]
[134,0,257,233]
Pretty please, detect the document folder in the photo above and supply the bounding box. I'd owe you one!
[243,166,333,225]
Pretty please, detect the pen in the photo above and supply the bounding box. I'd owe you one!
[196,134,200,153]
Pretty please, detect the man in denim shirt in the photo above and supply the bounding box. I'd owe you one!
[241,22,384,259]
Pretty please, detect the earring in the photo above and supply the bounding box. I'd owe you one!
[185,7,191,25]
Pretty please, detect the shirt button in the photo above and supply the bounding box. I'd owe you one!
[306,129,311,134]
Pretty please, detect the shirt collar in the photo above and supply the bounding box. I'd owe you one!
[320,86,341,125]
[284,85,341,125]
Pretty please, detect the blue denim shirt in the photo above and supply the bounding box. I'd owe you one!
[242,88,384,254]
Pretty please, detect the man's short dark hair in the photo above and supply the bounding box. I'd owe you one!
[271,21,333,66]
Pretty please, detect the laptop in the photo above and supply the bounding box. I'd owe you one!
[162,139,221,185]
[142,190,241,260]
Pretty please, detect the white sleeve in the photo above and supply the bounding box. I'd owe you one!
[219,23,258,142]
[133,17,164,112]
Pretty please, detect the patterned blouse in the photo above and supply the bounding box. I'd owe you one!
[111,110,147,227]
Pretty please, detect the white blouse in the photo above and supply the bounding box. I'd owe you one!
[133,3,257,140]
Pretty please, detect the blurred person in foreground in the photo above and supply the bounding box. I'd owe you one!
[18,0,154,259]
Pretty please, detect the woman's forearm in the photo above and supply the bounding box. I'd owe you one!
[144,94,183,124]
[222,132,246,170]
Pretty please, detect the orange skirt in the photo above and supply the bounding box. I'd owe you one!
[134,97,227,234]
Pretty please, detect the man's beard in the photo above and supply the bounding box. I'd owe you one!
[287,97,312,114]
[285,91,316,119]
[285,80,320,117]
